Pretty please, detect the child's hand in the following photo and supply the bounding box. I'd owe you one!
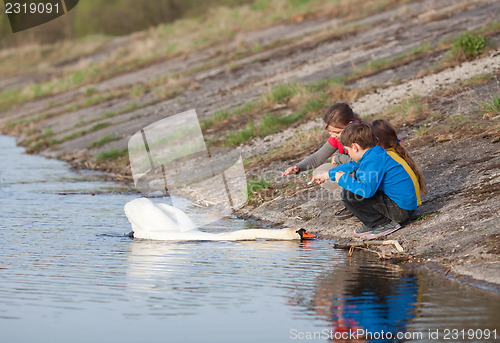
[283,165,299,176]
[334,171,345,182]
[311,172,329,184]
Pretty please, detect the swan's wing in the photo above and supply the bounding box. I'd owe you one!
[155,203,197,232]
[124,198,178,233]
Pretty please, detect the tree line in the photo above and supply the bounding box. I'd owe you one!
[0,0,253,48]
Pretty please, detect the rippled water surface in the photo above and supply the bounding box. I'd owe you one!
[1,135,499,343]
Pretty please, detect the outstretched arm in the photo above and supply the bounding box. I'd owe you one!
[295,141,336,172]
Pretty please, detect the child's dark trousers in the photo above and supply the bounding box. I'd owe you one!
[341,189,414,228]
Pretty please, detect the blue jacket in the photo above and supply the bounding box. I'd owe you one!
[328,145,417,211]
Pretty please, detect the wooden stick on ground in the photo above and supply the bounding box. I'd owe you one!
[334,240,404,253]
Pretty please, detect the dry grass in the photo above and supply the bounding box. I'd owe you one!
[366,94,436,126]
[477,94,500,119]
[416,24,500,79]
[434,73,495,99]
[395,90,500,150]
[0,34,110,77]
[5,73,186,138]
[417,111,500,147]
[203,76,365,147]
[0,0,412,113]
[349,43,433,81]
[6,0,498,173]
[417,1,470,24]
[244,127,329,170]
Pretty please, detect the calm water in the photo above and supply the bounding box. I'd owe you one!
[0,134,499,343]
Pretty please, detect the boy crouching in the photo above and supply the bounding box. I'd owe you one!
[312,122,417,240]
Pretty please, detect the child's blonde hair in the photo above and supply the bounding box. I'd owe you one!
[371,119,427,193]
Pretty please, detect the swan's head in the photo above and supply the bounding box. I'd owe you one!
[295,228,317,240]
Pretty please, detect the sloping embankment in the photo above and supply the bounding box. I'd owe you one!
[0,0,499,290]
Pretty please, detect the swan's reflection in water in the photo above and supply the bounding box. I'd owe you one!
[126,235,307,316]
[126,232,420,339]
[123,234,500,342]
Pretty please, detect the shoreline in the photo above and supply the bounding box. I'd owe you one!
[235,204,500,295]
[1,0,498,294]
[236,128,499,290]
[2,131,499,294]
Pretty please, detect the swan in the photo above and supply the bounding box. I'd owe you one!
[124,198,316,241]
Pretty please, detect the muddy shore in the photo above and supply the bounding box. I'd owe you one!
[1,0,499,291]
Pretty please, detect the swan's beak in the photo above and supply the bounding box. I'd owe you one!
[295,228,317,240]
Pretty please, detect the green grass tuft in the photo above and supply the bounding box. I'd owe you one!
[96,148,128,162]
[91,134,118,148]
[246,176,273,198]
[264,82,301,104]
[478,94,500,118]
[416,212,438,221]
[42,128,54,137]
[84,87,97,97]
[225,112,303,146]
[90,122,112,131]
[130,84,147,97]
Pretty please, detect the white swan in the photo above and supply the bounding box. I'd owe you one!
[124,198,315,241]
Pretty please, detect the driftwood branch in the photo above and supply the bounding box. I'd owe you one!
[335,240,404,253]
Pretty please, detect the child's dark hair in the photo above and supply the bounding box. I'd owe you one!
[323,102,360,129]
[371,119,427,194]
[339,121,374,149]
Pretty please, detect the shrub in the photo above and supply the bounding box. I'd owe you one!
[448,32,489,61]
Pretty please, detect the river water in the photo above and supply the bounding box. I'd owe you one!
[0,134,499,343]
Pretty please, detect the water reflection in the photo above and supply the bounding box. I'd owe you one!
[2,133,499,343]
[125,234,422,342]
[125,237,307,317]
[290,256,419,342]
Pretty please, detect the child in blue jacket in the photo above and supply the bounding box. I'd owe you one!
[311,122,417,240]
